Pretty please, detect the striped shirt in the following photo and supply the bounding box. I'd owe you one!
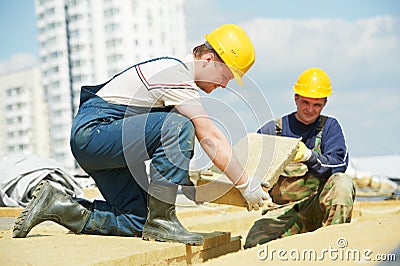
[96,56,201,108]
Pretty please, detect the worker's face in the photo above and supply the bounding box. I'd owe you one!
[294,94,327,125]
[195,53,234,94]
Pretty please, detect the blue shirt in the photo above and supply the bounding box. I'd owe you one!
[257,112,349,179]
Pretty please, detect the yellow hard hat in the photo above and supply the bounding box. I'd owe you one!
[205,24,255,85]
[293,67,332,98]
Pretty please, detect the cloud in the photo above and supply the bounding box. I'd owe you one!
[0,53,39,74]
[241,16,400,87]
[185,15,400,99]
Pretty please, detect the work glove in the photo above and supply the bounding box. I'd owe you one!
[293,141,312,162]
[236,176,271,211]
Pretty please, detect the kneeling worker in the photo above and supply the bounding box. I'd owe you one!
[13,24,270,245]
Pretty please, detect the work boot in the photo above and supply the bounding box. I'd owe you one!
[142,182,203,245]
[74,197,94,211]
[13,180,91,238]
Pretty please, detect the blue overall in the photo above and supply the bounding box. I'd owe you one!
[70,81,195,236]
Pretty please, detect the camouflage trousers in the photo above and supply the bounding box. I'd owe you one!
[244,172,355,249]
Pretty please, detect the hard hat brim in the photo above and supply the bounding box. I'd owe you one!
[293,85,332,98]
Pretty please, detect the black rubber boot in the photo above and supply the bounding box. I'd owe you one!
[13,180,91,238]
[74,197,94,211]
[142,182,203,245]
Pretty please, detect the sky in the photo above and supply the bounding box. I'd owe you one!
[0,0,399,159]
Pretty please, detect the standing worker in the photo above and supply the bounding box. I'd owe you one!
[245,67,355,248]
[13,24,270,245]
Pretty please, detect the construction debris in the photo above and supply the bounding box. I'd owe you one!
[350,173,399,199]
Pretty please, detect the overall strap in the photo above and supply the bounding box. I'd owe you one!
[274,117,283,136]
[275,115,327,150]
[313,115,327,153]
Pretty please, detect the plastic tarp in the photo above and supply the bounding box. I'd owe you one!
[0,154,84,207]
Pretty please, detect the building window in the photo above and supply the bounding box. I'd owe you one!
[106,38,122,48]
[107,54,122,63]
[132,0,138,11]
[50,81,60,89]
[47,66,59,74]
[53,110,62,117]
[52,95,61,102]
[6,87,22,96]
[67,0,78,6]
[38,27,46,34]
[69,14,82,22]
[104,8,119,17]
[47,22,59,30]
[72,74,86,82]
[105,23,119,32]
[49,51,63,58]
[72,60,82,67]
[70,44,84,52]
[147,10,153,28]
[47,7,55,16]
[70,29,80,37]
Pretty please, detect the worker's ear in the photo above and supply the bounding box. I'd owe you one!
[200,52,214,67]
[294,94,300,104]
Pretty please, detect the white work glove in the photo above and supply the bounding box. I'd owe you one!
[236,176,271,211]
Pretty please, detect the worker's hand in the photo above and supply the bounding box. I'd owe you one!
[236,176,271,211]
[293,141,312,162]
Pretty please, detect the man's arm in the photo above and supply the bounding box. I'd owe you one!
[176,103,270,211]
[257,120,276,135]
[304,118,349,178]
[176,103,247,185]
